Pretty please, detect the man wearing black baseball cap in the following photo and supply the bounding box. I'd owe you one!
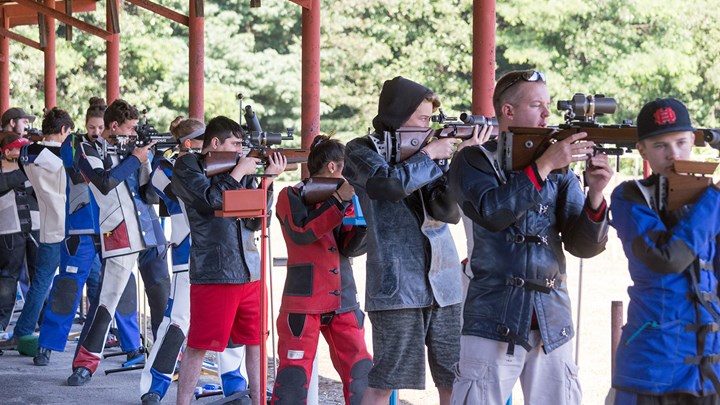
[634,97,697,177]
[2,107,36,136]
[611,98,720,404]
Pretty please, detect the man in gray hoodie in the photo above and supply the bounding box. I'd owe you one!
[343,76,487,405]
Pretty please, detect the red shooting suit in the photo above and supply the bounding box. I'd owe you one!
[272,181,372,405]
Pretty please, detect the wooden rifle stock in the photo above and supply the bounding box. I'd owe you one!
[389,124,499,163]
[301,177,344,205]
[666,160,719,211]
[203,147,309,176]
[246,147,309,164]
[502,125,709,171]
[203,151,238,176]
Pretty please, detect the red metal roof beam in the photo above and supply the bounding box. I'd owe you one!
[1,0,96,28]
[13,0,111,40]
[0,26,41,49]
[124,0,188,26]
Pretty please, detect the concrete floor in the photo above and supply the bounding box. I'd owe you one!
[0,324,227,405]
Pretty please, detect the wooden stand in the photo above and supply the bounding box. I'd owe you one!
[216,177,271,397]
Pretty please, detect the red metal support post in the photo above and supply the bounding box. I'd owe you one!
[188,0,204,120]
[0,12,10,114]
[300,0,319,178]
[472,0,496,117]
[43,0,56,109]
[106,0,119,104]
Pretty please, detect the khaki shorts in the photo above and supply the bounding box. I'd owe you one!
[451,331,581,405]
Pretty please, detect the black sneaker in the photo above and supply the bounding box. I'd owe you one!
[126,349,144,363]
[33,347,51,366]
[140,392,161,405]
[67,367,92,386]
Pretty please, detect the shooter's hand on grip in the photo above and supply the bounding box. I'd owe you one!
[457,124,493,153]
[421,138,461,160]
[263,152,288,184]
[535,132,595,180]
[230,156,260,182]
[334,180,355,203]
[585,154,613,210]
[131,141,156,164]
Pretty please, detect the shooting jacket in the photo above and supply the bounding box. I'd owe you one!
[151,155,191,272]
[0,165,39,235]
[77,137,165,258]
[62,134,100,237]
[343,135,462,312]
[19,140,66,244]
[172,153,272,285]
[612,175,720,396]
[448,144,608,353]
[276,181,367,314]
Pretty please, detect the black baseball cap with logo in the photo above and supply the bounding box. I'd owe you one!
[1,107,36,127]
[636,98,695,141]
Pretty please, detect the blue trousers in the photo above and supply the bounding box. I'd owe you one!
[38,235,140,352]
[13,241,61,337]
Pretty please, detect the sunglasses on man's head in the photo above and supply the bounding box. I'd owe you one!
[496,70,546,98]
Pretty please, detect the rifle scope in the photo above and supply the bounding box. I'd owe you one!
[244,131,292,147]
[704,129,720,150]
[244,105,262,132]
[459,113,498,127]
[557,93,617,122]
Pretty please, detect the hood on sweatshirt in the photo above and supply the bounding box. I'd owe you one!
[372,76,433,133]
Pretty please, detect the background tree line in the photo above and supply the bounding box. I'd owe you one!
[7,0,720,153]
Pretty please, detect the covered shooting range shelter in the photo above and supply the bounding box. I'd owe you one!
[0,0,498,150]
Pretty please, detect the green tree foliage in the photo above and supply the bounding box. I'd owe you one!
[496,0,720,127]
[4,0,720,143]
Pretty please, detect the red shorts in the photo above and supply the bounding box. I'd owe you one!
[187,281,265,351]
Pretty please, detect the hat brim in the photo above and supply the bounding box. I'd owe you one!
[640,125,696,140]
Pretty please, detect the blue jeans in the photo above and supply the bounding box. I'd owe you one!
[13,241,61,337]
